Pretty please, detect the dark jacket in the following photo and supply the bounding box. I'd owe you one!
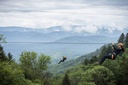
[112,45,122,55]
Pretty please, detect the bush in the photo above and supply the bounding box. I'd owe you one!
[0,62,33,85]
[82,66,115,85]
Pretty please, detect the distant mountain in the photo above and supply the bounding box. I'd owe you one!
[1,31,55,42]
[0,26,92,43]
[0,27,35,32]
[0,26,84,42]
[1,25,127,37]
[55,35,118,43]
[0,26,124,63]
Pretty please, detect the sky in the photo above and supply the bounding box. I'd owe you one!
[0,0,128,33]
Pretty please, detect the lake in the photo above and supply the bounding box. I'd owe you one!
[2,43,104,63]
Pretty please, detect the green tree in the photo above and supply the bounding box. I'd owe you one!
[89,56,98,64]
[66,65,93,85]
[118,33,125,43]
[20,51,51,83]
[89,58,95,64]
[106,46,112,54]
[83,58,89,65]
[0,34,6,43]
[99,46,107,59]
[37,54,51,70]
[7,52,13,61]
[36,54,51,85]
[125,33,128,48]
[20,51,37,80]
[81,66,115,85]
[0,34,12,62]
[62,74,71,85]
[0,44,7,61]
[0,62,33,85]
[117,48,128,85]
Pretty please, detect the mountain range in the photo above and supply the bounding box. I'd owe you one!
[0,25,125,63]
[0,26,124,42]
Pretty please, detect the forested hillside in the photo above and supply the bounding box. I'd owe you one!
[49,46,103,74]
[0,33,128,85]
[51,33,128,85]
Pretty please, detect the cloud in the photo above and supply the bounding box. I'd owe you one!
[0,0,128,33]
[72,25,98,33]
[0,0,128,12]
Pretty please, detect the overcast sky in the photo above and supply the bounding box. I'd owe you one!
[0,0,128,33]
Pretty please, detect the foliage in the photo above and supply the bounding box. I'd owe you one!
[118,33,125,43]
[125,33,128,48]
[20,51,37,80]
[101,44,128,85]
[0,34,14,62]
[117,48,128,85]
[101,34,128,85]
[7,52,14,61]
[61,74,71,85]
[1,33,128,85]
[51,74,64,85]
[83,58,89,65]
[99,46,107,59]
[0,34,6,43]
[65,65,115,85]
[0,61,33,85]
[89,56,98,64]
[82,66,115,85]
[67,65,91,85]
[0,44,7,61]
[49,47,102,75]
[0,34,51,85]
[20,51,51,84]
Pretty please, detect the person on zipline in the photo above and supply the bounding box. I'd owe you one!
[99,42,125,65]
[58,56,67,64]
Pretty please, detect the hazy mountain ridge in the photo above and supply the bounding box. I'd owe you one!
[55,35,117,43]
[0,26,121,43]
[1,25,127,36]
[0,26,124,63]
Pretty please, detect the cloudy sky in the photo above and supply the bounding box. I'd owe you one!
[0,0,128,33]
